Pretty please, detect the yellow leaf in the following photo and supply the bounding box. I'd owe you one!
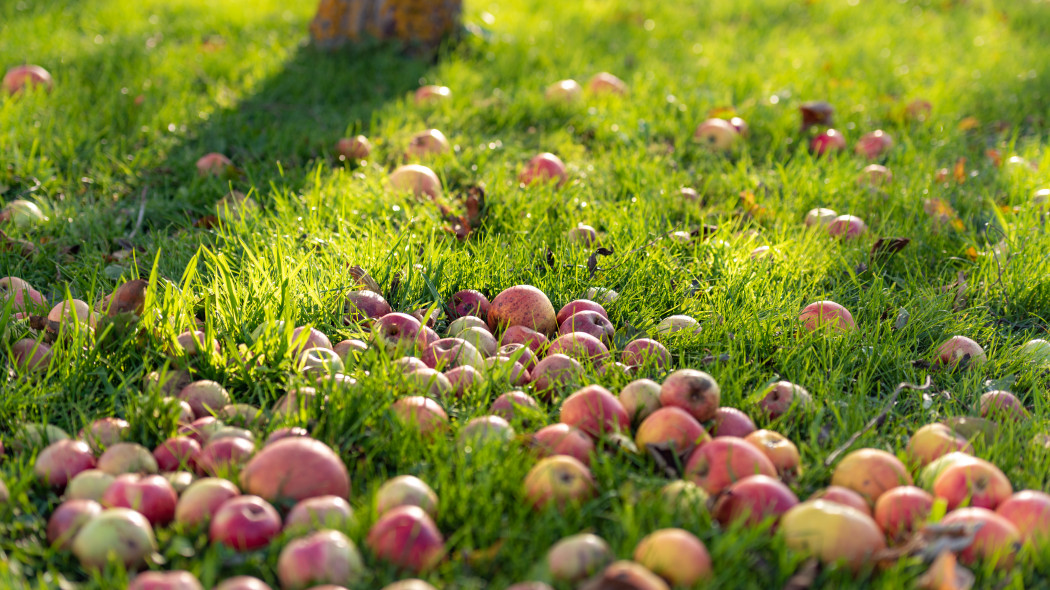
[958,117,980,131]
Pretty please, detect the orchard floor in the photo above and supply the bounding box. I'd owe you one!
[2,0,1050,588]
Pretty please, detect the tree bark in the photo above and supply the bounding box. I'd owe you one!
[310,0,462,51]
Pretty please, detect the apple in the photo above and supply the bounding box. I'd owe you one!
[395,357,428,373]
[586,72,627,95]
[382,581,438,590]
[685,437,777,495]
[498,343,538,372]
[932,457,1012,510]
[366,505,445,572]
[213,577,272,590]
[693,118,740,151]
[196,153,232,176]
[530,354,585,394]
[3,64,53,94]
[372,313,422,356]
[758,380,813,419]
[195,437,255,476]
[178,380,232,419]
[561,385,631,437]
[210,495,282,551]
[376,475,439,518]
[265,427,309,446]
[711,407,757,437]
[447,291,490,320]
[633,528,711,586]
[809,486,872,516]
[164,472,195,495]
[240,438,349,505]
[519,153,568,186]
[996,490,1050,546]
[14,423,70,450]
[780,500,885,571]
[446,315,488,338]
[127,571,203,590]
[406,129,451,159]
[486,354,532,386]
[799,100,835,129]
[491,391,540,422]
[545,79,582,103]
[333,339,368,364]
[1021,338,1050,366]
[178,417,221,445]
[810,129,847,156]
[918,452,983,490]
[854,130,893,159]
[145,369,193,396]
[523,455,595,509]
[939,507,1020,569]
[660,480,710,512]
[273,387,322,418]
[175,477,240,527]
[47,499,103,549]
[659,369,720,422]
[101,474,178,525]
[391,397,449,436]
[827,215,867,239]
[0,276,47,312]
[547,534,613,582]
[459,415,516,446]
[635,407,708,455]
[35,439,96,488]
[712,474,799,528]
[405,368,456,398]
[282,495,354,533]
[556,300,607,324]
[590,562,669,590]
[71,508,157,570]
[444,365,481,396]
[744,430,801,477]
[799,300,855,332]
[421,338,485,370]
[618,379,662,423]
[67,469,116,502]
[804,207,837,227]
[906,423,972,469]
[678,187,701,203]
[96,442,158,475]
[458,326,498,357]
[344,290,392,325]
[336,135,371,160]
[831,448,912,505]
[10,338,50,373]
[389,164,442,199]
[653,314,702,335]
[905,99,932,121]
[858,164,893,187]
[46,299,97,335]
[873,485,934,541]
[220,404,265,427]
[935,335,987,368]
[548,331,609,364]
[414,85,451,105]
[500,325,549,355]
[297,347,345,377]
[557,310,615,347]
[277,530,365,589]
[80,418,129,453]
[531,424,594,466]
[175,330,220,356]
[488,285,558,335]
[567,223,599,246]
[979,390,1028,421]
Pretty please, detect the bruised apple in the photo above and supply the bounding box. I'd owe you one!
[547,533,613,582]
[659,369,720,422]
[523,456,595,510]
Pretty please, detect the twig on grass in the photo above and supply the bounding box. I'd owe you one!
[127,186,149,239]
[824,375,933,467]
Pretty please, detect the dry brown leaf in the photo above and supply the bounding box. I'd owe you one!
[916,551,974,590]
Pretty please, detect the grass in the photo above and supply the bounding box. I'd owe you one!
[2,0,1050,587]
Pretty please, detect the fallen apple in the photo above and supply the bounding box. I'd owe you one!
[240,437,350,503]
[560,385,631,437]
[196,153,232,177]
[531,423,594,466]
[66,469,116,502]
[3,64,54,94]
[684,436,777,495]
[873,485,934,542]
[547,533,613,582]
[939,507,1020,569]
[854,130,893,159]
[523,455,595,510]
[414,85,451,105]
[336,135,371,160]
[712,474,799,528]
[810,129,847,156]
[758,380,813,419]
[35,439,96,488]
[545,79,583,103]
[804,208,837,227]
[798,300,855,333]
[589,561,670,590]
[932,456,1012,510]
[808,486,872,516]
[780,499,885,571]
[906,423,972,467]
[711,407,757,437]
[935,335,987,368]
[633,529,711,586]
[448,290,491,319]
[277,529,365,590]
[127,571,203,590]
[209,495,282,551]
[830,448,912,505]
[47,499,103,549]
[693,118,740,151]
[175,477,240,528]
[621,339,670,370]
[996,490,1050,546]
[618,379,663,423]
[744,429,802,477]
[71,507,157,570]
[567,224,599,246]
[659,369,720,422]
[376,475,439,518]
[519,153,568,186]
[635,406,709,455]
[406,129,451,159]
[101,473,178,525]
[366,505,445,572]
[586,72,627,95]
[389,165,442,199]
[653,314,701,335]
[979,390,1028,422]
[530,353,584,394]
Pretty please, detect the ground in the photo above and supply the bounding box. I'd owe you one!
[1,0,1050,588]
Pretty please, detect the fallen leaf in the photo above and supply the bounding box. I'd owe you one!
[587,247,615,278]
[957,117,979,131]
[348,266,381,292]
[783,558,820,590]
[893,308,910,331]
[871,237,911,259]
[800,101,834,130]
[646,442,688,478]
[916,551,975,590]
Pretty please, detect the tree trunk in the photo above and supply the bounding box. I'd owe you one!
[310,0,462,51]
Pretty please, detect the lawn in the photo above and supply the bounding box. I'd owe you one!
[2,0,1050,587]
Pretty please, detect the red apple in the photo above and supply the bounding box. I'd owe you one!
[372,313,422,355]
[175,477,240,527]
[711,407,757,437]
[996,490,1050,546]
[178,380,232,419]
[831,448,912,505]
[621,339,670,370]
[500,325,549,355]
[101,474,178,525]
[556,300,608,325]
[561,385,631,437]
[567,223,599,246]
[277,529,365,589]
[547,533,613,582]
[35,439,96,488]
[713,474,799,528]
[491,391,540,422]
[265,427,309,446]
[810,129,847,156]
[932,457,1012,510]
[71,508,156,570]
[873,485,934,541]
[336,135,371,160]
[127,571,203,590]
[389,164,442,199]
[804,207,837,227]
[935,335,987,368]
[285,495,354,533]
[210,495,282,551]
[758,380,813,419]
[799,300,855,332]
[693,118,740,151]
[547,332,609,364]
[531,424,594,466]
[619,379,662,423]
[421,338,484,370]
[519,153,568,186]
[240,438,350,503]
[907,423,972,467]
[406,129,450,158]
[659,369,720,422]
[391,396,450,436]
[195,437,255,476]
[858,164,892,187]
[444,365,482,397]
[635,407,709,454]
[178,417,221,445]
[414,85,451,105]
[684,436,777,495]
[780,500,885,571]
[213,577,272,590]
[458,415,516,446]
[47,499,103,549]
[586,72,627,95]
[488,285,558,335]
[854,130,893,159]
[590,562,669,590]
[939,507,1020,569]
[366,505,445,572]
[827,215,867,239]
[633,529,712,586]
[3,64,53,94]
[79,418,129,453]
[530,354,584,394]
[979,390,1028,422]
[376,475,439,518]
[344,291,392,325]
[809,486,872,516]
[382,581,438,590]
[523,456,595,509]
[545,79,582,103]
[498,343,538,372]
[196,153,232,176]
[448,290,490,319]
